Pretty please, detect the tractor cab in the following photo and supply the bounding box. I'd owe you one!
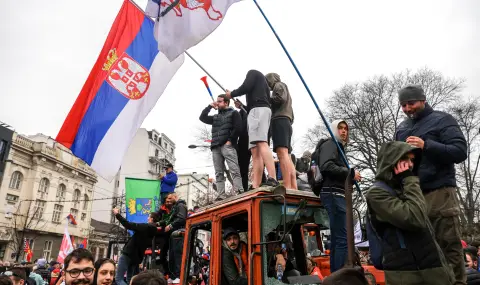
[179,186,361,284]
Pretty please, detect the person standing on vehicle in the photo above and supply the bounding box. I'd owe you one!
[395,85,467,285]
[112,208,160,285]
[366,141,454,285]
[199,94,244,196]
[159,163,178,204]
[317,120,361,273]
[265,73,297,190]
[226,70,279,189]
[234,99,251,191]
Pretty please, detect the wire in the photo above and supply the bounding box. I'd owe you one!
[19,195,124,203]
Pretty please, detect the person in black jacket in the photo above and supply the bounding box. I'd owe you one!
[395,85,468,285]
[465,251,480,285]
[199,94,244,196]
[113,208,160,285]
[226,70,279,189]
[234,99,251,191]
[318,119,361,273]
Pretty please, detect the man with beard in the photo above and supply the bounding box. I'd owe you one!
[221,228,248,285]
[63,249,95,285]
[395,85,467,285]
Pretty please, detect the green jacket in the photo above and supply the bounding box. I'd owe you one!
[366,141,454,285]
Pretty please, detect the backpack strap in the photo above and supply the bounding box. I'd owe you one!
[372,181,406,249]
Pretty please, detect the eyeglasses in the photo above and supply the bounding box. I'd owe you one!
[66,267,94,278]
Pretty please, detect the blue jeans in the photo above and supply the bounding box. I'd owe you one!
[115,254,138,285]
[320,192,347,273]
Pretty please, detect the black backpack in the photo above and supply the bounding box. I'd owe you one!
[307,138,329,196]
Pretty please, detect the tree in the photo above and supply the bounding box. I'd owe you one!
[9,200,48,261]
[450,98,480,236]
[303,67,464,184]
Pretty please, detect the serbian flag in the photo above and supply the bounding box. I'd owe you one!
[79,238,88,249]
[145,0,241,61]
[57,227,74,263]
[56,0,184,181]
[67,213,77,225]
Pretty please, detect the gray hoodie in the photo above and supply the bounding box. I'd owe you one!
[265,73,294,122]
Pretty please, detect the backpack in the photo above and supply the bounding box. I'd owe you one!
[366,181,406,270]
[307,138,328,196]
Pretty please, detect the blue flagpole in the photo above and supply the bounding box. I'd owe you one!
[252,0,363,199]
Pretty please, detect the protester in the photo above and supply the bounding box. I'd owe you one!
[465,251,480,285]
[306,257,323,280]
[317,119,361,273]
[395,84,468,284]
[8,268,26,285]
[92,259,114,285]
[221,228,248,285]
[159,163,178,204]
[113,208,160,285]
[48,262,60,285]
[34,259,50,285]
[130,270,166,285]
[63,249,94,285]
[199,94,244,196]
[27,266,43,285]
[193,205,200,213]
[0,276,13,285]
[226,70,279,189]
[366,141,454,284]
[265,73,296,190]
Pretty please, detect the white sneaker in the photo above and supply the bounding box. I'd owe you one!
[171,278,180,284]
[167,278,173,284]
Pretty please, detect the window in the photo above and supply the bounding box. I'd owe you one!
[43,240,53,261]
[38,178,49,199]
[83,194,89,210]
[164,143,167,149]
[9,171,23,189]
[155,149,159,157]
[220,213,248,285]
[154,134,158,141]
[81,213,86,221]
[0,140,7,161]
[52,204,63,223]
[70,208,79,221]
[33,200,46,219]
[6,194,19,204]
[170,147,174,154]
[260,202,329,284]
[98,247,105,258]
[56,184,66,201]
[73,189,81,208]
[186,223,211,284]
[0,244,6,259]
[159,138,162,146]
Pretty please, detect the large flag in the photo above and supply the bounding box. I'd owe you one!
[146,0,241,61]
[57,227,74,263]
[56,0,184,181]
[23,238,33,262]
[125,178,160,226]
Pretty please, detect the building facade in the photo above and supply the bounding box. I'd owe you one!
[89,219,125,262]
[175,173,211,210]
[91,128,176,223]
[0,133,97,262]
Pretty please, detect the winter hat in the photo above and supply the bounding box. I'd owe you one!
[398,85,426,103]
[36,258,47,268]
[223,227,239,240]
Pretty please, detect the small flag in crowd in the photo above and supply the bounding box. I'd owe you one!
[145,0,242,61]
[56,0,184,182]
[79,238,88,249]
[57,227,74,263]
[67,213,77,225]
[23,238,33,262]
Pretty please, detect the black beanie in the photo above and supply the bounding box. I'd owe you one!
[398,85,426,103]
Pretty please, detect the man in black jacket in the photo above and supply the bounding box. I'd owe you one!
[234,99,250,191]
[226,70,279,189]
[395,85,468,285]
[318,119,361,273]
[200,94,244,196]
[113,208,160,285]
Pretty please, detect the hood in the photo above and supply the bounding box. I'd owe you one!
[330,119,349,145]
[375,141,421,182]
[265,73,281,90]
[176,199,186,205]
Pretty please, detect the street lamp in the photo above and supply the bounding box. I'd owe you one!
[188,144,210,149]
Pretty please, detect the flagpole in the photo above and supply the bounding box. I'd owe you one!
[252,0,363,199]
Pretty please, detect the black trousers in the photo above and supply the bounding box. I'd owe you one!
[237,136,251,191]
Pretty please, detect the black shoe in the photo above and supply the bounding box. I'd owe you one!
[248,185,255,191]
[262,177,279,187]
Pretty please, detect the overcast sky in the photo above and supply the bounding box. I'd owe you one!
[1,0,479,180]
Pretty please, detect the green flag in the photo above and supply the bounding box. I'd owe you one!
[125,178,160,224]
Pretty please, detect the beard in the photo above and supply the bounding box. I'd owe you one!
[71,279,91,285]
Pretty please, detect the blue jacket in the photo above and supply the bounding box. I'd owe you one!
[161,171,178,193]
[395,104,467,192]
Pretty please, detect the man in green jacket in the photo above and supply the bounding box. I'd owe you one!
[366,141,454,285]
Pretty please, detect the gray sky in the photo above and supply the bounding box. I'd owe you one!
[1,0,479,178]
